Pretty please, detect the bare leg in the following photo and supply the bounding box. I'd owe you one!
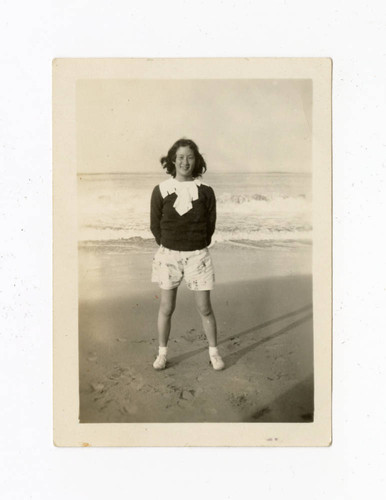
[194,290,217,347]
[157,288,178,346]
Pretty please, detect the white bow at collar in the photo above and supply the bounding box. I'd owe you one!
[159,178,202,216]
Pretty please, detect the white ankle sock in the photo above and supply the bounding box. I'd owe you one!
[209,346,219,356]
[159,346,168,356]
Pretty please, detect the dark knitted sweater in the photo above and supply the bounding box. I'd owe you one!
[150,178,216,251]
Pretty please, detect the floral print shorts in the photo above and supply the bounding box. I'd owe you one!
[151,246,215,291]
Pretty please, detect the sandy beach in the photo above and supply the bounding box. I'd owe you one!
[78,241,313,423]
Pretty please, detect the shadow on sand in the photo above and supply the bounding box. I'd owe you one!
[168,303,313,368]
[245,375,314,422]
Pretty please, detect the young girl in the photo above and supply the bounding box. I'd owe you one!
[150,138,225,371]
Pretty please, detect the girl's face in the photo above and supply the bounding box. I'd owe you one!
[174,146,195,181]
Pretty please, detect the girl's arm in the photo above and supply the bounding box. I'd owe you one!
[150,185,162,245]
[206,187,216,246]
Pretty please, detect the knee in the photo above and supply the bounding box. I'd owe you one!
[196,303,212,317]
[159,300,175,317]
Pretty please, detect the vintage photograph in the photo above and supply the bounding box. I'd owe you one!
[77,78,313,423]
[53,59,331,445]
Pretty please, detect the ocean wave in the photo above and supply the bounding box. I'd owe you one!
[216,192,310,215]
[79,190,310,218]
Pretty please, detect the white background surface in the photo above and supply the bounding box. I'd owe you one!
[1,0,385,498]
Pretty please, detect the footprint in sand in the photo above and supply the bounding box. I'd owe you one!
[99,399,114,411]
[90,382,104,393]
[181,390,195,401]
[228,393,249,408]
[180,328,205,343]
[107,367,125,380]
[229,336,241,347]
[167,384,195,402]
[167,384,183,396]
[121,403,138,415]
[181,335,194,343]
[131,379,145,391]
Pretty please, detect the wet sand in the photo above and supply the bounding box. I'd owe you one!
[78,242,313,423]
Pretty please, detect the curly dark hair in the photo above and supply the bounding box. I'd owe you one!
[160,138,207,178]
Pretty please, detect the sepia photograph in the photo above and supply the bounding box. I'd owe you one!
[53,58,331,446]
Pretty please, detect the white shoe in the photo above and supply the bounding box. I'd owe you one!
[209,353,225,371]
[153,354,167,370]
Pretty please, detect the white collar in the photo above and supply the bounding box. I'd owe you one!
[159,178,201,197]
[159,178,202,215]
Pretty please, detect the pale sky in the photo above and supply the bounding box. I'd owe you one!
[77,79,312,174]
